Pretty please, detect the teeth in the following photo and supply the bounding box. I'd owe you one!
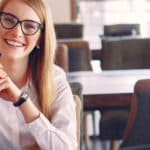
[6,40,23,47]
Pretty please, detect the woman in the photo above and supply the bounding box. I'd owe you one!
[0,0,77,149]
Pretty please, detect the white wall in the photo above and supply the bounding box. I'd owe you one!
[48,0,71,23]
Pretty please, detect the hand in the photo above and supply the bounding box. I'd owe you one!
[0,64,21,102]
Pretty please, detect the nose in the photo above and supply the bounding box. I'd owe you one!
[10,23,23,37]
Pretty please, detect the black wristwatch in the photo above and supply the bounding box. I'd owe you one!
[13,91,29,107]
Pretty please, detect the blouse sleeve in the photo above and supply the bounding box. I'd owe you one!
[26,66,77,150]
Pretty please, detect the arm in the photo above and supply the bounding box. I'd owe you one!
[26,66,77,150]
[0,66,77,150]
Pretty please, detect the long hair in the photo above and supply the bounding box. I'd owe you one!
[0,0,57,118]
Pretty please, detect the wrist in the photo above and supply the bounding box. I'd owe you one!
[13,90,22,103]
[13,91,29,107]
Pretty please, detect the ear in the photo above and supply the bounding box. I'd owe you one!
[36,35,41,47]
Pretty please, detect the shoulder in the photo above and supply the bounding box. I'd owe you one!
[53,65,67,82]
[53,64,69,91]
[52,65,73,104]
[53,64,66,76]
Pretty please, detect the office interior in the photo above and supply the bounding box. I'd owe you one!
[48,0,150,150]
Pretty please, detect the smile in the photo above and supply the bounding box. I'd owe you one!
[5,40,24,47]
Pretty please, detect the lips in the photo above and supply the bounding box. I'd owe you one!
[5,39,25,47]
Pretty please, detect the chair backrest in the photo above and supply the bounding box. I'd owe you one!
[54,23,83,39]
[69,82,83,150]
[73,95,82,150]
[120,79,150,149]
[120,144,150,150]
[55,44,69,72]
[103,24,140,37]
[58,39,92,72]
[101,38,150,70]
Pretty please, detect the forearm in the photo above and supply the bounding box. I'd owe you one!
[18,98,40,123]
[27,113,77,150]
[11,88,40,123]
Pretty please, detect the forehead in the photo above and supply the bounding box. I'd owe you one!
[2,0,41,22]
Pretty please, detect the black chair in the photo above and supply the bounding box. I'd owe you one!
[99,37,150,150]
[101,38,150,70]
[99,38,146,150]
[120,79,150,149]
[54,23,83,39]
[101,24,140,38]
[99,108,129,150]
[120,144,150,150]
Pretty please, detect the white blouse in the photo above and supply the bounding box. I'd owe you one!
[0,65,77,150]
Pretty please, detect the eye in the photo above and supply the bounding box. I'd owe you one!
[23,21,39,30]
[24,23,36,29]
[2,15,17,25]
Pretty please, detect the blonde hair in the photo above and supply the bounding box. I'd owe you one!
[0,0,57,118]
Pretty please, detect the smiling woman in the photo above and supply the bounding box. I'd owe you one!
[0,0,77,150]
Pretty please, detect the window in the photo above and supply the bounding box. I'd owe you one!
[77,0,150,49]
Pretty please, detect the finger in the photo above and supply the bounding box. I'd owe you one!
[0,64,3,69]
[0,79,9,91]
[0,76,8,84]
[0,69,7,79]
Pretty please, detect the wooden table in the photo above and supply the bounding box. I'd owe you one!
[67,69,150,110]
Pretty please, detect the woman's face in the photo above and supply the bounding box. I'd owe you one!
[0,0,41,60]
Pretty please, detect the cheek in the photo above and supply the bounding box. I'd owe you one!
[27,34,41,50]
[0,26,6,37]
[0,27,8,47]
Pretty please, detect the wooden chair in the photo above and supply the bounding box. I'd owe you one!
[73,95,82,150]
[58,39,92,72]
[70,82,84,150]
[120,79,150,150]
[55,42,89,149]
[70,82,92,150]
[62,40,94,150]
[55,44,69,72]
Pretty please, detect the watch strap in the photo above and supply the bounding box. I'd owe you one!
[13,91,29,107]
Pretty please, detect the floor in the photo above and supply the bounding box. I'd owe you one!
[82,62,123,150]
[81,110,122,150]
[85,137,110,150]
[82,137,122,150]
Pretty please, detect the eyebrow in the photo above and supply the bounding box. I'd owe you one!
[1,11,41,24]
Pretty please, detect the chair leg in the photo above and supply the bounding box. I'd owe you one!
[91,111,96,137]
[84,112,91,150]
[111,140,120,150]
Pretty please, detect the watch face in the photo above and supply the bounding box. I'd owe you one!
[21,92,29,100]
